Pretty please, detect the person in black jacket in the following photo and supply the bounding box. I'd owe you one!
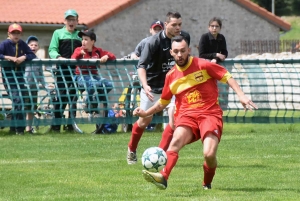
[198,17,228,63]
[127,11,190,165]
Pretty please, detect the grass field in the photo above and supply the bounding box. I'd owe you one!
[280,16,300,40]
[0,123,299,201]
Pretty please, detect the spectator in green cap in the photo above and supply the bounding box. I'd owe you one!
[48,9,82,133]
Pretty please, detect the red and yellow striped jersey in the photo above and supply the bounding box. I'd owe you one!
[159,56,232,117]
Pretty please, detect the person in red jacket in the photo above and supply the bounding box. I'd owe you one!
[71,30,116,114]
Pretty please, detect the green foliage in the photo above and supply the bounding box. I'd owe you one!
[291,0,300,15]
[0,123,299,200]
[250,0,300,16]
[280,16,300,40]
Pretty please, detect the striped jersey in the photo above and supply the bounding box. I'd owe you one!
[159,56,232,116]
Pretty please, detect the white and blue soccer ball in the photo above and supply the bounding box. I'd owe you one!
[142,147,167,172]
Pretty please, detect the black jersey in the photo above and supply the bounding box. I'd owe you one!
[137,30,190,94]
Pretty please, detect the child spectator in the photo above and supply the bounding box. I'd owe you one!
[198,17,228,63]
[48,9,82,132]
[0,23,36,135]
[71,30,116,133]
[24,35,48,134]
[102,103,124,134]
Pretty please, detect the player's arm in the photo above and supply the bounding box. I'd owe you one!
[133,38,145,58]
[227,78,258,111]
[136,38,156,99]
[133,100,167,117]
[137,67,147,90]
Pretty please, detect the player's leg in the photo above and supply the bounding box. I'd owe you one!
[200,114,223,190]
[143,125,194,189]
[127,88,160,164]
[158,96,175,151]
[202,134,218,190]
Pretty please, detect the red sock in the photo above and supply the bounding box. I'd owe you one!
[128,122,144,152]
[202,162,216,186]
[161,150,178,180]
[158,124,174,151]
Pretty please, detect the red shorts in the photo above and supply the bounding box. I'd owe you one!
[175,112,223,143]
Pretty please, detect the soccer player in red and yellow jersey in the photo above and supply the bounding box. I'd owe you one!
[133,35,258,190]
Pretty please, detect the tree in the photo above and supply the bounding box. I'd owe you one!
[250,0,293,16]
[291,0,300,15]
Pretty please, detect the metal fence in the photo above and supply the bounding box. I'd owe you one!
[239,40,300,54]
[0,58,299,132]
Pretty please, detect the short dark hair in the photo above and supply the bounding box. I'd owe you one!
[171,35,188,47]
[209,17,222,28]
[166,12,181,22]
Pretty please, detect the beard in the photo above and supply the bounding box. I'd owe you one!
[176,55,189,67]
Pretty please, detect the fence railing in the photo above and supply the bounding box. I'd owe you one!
[239,40,300,54]
[0,58,299,131]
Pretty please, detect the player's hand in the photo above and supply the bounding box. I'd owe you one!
[239,95,258,111]
[133,107,147,117]
[144,85,154,102]
[15,55,26,64]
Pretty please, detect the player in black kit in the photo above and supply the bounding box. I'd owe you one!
[127,11,190,164]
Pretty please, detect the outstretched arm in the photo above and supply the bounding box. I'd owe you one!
[133,101,167,117]
[227,78,258,111]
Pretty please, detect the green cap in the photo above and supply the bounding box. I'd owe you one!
[64,9,78,19]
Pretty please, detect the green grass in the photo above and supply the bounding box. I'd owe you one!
[0,123,299,201]
[280,16,300,40]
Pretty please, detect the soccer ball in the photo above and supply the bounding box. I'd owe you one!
[141,147,167,172]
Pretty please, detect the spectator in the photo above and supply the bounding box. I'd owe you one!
[48,9,82,132]
[134,36,258,190]
[198,17,228,64]
[0,23,36,135]
[24,35,48,134]
[198,17,229,110]
[71,30,116,133]
[130,20,164,59]
[127,11,190,164]
[102,103,124,134]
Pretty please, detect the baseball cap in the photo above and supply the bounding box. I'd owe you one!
[26,35,38,44]
[78,30,96,41]
[64,9,78,19]
[150,20,164,29]
[8,23,22,33]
